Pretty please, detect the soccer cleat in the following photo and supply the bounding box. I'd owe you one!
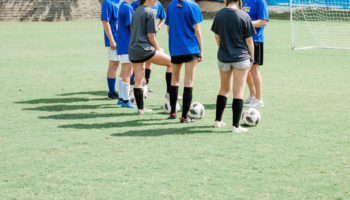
[243,96,255,105]
[213,121,226,128]
[232,126,248,133]
[117,98,123,105]
[108,91,119,99]
[247,99,264,107]
[168,113,176,119]
[138,108,152,115]
[180,117,195,123]
[121,101,137,108]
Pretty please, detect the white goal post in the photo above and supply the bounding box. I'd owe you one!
[290,0,350,50]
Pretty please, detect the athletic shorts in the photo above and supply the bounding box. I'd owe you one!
[218,59,250,72]
[131,50,156,63]
[107,47,120,61]
[171,54,201,64]
[119,54,131,64]
[253,42,264,65]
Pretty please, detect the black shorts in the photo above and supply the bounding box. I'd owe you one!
[171,54,201,64]
[253,42,264,65]
[131,50,156,63]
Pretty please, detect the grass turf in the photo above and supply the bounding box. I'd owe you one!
[0,19,350,199]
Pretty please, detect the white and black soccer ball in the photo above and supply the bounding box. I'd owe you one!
[187,102,205,119]
[129,92,135,103]
[242,108,261,126]
[163,101,181,113]
[142,85,148,99]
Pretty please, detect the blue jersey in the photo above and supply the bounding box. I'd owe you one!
[131,0,166,20]
[242,0,269,42]
[165,0,203,56]
[116,2,133,55]
[101,0,121,47]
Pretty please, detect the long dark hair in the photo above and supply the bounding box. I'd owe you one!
[140,0,146,6]
[226,0,242,9]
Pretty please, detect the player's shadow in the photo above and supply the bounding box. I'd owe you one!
[39,111,139,120]
[58,91,106,97]
[58,118,167,129]
[15,97,91,104]
[111,125,224,137]
[23,104,114,112]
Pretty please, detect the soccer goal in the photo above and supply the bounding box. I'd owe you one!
[290,0,350,50]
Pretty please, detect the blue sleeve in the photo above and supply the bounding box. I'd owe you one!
[191,4,203,24]
[157,2,166,20]
[125,6,133,26]
[257,0,269,21]
[101,1,111,21]
[165,4,170,25]
[131,1,139,11]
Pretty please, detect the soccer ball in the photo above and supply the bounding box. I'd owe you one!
[163,101,180,113]
[242,108,261,126]
[187,102,205,119]
[142,85,148,99]
[129,92,135,103]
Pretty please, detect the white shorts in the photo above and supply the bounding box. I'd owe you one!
[218,59,250,71]
[107,47,120,61]
[120,54,131,64]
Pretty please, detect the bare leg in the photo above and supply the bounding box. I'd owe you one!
[246,72,256,98]
[249,64,262,100]
[107,61,119,78]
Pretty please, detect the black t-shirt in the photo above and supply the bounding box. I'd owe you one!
[211,8,256,63]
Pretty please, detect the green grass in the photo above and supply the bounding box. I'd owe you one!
[1,19,350,199]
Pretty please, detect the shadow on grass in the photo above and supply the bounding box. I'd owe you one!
[111,125,224,137]
[23,104,114,112]
[15,97,91,104]
[40,112,138,120]
[58,118,166,129]
[58,91,106,97]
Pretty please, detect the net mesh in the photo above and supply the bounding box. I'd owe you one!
[291,0,350,50]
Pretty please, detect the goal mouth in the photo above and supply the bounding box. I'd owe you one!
[290,0,350,50]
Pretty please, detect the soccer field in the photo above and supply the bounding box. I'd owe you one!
[1,19,350,199]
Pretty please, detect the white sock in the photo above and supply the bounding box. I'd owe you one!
[118,77,122,96]
[122,82,130,101]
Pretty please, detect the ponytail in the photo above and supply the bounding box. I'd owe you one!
[177,0,183,8]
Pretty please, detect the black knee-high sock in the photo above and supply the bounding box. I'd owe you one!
[182,87,193,119]
[216,95,227,121]
[169,86,179,114]
[166,72,172,94]
[133,88,144,110]
[145,69,151,84]
[232,98,243,127]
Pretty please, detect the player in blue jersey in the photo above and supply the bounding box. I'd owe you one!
[101,0,121,99]
[165,0,203,123]
[130,0,166,92]
[116,0,137,108]
[242,0,269,107]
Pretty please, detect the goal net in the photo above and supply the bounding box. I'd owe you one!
[290,0,350,50]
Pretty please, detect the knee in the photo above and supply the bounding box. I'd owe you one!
[219,88,230,96]
[184,79,193,87]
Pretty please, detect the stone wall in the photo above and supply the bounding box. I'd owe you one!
[0,0,104,21]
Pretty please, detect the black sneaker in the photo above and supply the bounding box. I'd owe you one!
[108,91,119,99]
[167,113,176,119]
[180,117,195,123]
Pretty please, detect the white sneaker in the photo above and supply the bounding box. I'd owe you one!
[213,121,226,128]
[138,108,152,115]
[243,96,256,105]
[247,99,264,107]
[232,126,248,133]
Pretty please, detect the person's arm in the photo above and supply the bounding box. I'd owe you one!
[102,20,117,50]
[245,36,254,66]
[215,34,220,48]
[252,19,268,28]
[194,23,203,62]
[147,33,160,51]
[158,19,165,29]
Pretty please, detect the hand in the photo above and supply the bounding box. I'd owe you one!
[197,51,203,62]
[110,41,117,50]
